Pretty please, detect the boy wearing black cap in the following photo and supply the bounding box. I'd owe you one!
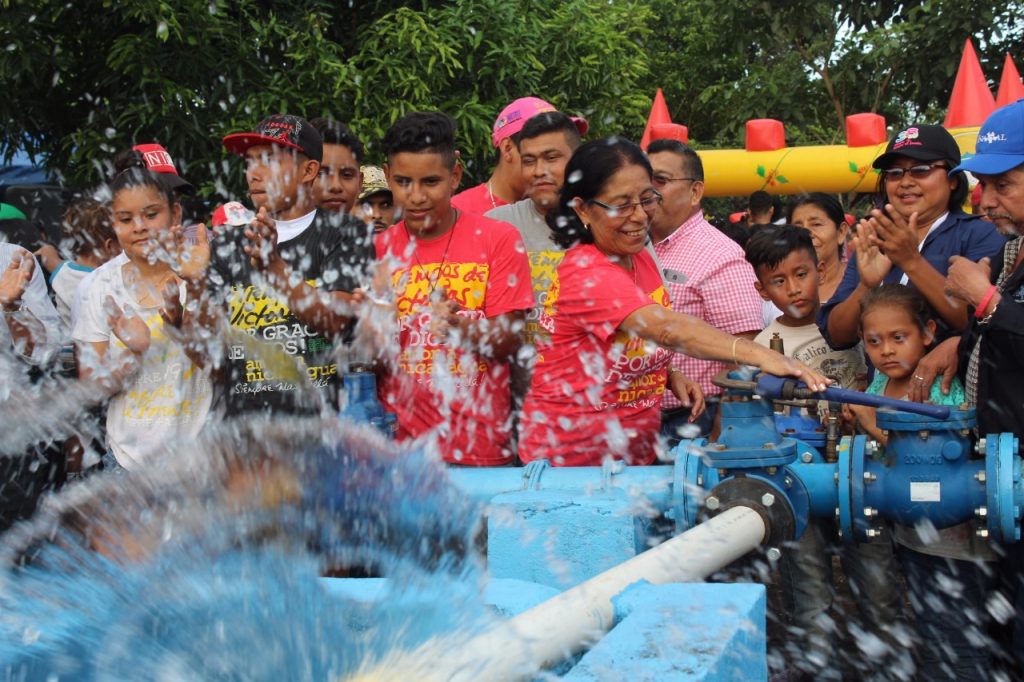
[184,114,371,415]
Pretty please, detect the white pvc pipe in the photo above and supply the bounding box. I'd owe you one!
[346,506,766,682]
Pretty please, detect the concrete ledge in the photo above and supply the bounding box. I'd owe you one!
[563,582,767,681]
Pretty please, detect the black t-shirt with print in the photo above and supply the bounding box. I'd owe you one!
[207,210,374,415]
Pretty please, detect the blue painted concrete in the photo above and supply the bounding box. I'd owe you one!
[321,576,559,619]
[564,582,767,681]
[322,577,767,681]
[487,489,645,589]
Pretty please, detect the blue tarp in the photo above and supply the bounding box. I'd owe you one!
[0,165,49,188]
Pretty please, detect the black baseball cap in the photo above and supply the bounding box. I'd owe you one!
[872,124,962,170]
[222,114,323,163]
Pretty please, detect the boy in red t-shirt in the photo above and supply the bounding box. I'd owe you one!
[374,112,533,465]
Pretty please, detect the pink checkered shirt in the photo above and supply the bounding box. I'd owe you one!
[654,211,764,406]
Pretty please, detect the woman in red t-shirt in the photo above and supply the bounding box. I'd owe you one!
[519,139,829,466]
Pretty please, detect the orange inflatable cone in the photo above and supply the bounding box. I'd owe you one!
[944,38,995,128]
[996,53,1024,107]
[640,89,671,151]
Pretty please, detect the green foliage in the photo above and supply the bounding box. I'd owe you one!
[642,0,1024,146]
[0,0,651,193]
[1,0,1022,199]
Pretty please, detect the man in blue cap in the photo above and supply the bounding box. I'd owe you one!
[915,99,1024,435]
[914,98,1024,675]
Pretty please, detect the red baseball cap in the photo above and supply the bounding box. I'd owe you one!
[131,143,195,195]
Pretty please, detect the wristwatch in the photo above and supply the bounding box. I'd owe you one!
[1,298,24,315]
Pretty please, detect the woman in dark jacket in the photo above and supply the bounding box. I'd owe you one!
[818,124,1005,350]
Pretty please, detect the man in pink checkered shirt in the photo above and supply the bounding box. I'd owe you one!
[647,140,764,443]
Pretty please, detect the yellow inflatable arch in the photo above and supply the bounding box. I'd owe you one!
[648,117,980,198]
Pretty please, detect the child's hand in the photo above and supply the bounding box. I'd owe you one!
[844,402,885,444]
[840,403,858,432]
[158,278,184,331]
[33,243,61,272]
[0,249,33,309]
[168,223,210,282]
[104,296,151,356]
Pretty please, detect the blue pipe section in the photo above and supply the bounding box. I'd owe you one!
[859,409,984,531]
[362,370,1023,551]
[787,453,837,519]
[447,459,675,508]
[687,373,1024,545]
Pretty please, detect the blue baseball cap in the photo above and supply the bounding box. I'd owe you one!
[952,99,1024,176]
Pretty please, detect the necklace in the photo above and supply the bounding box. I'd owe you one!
[486,180,498,209]
[405,212,458,301]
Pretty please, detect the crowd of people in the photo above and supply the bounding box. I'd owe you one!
[2,94,1024,680]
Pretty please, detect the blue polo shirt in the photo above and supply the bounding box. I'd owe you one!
[818,211,1006,350]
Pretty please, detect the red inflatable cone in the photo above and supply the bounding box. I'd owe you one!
[996,54,1024,108]
[640,89,671,151]
[944,38,995,128]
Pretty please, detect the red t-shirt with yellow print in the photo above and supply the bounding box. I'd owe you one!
[519,244,672,466]
[374,212,533,465]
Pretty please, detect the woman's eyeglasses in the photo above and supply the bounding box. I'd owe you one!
[880,163,948,181]
[588,191,663,216]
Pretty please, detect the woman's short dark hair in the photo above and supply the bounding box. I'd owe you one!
[546,137,653,249]
[786,192,847,258]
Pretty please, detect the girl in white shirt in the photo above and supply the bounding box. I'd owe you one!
[73,168,212,470]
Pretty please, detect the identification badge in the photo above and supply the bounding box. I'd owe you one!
[663,268,688,285]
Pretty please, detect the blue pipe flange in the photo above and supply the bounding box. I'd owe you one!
[773,466,812,540]
[986,433,1022,543]
[704,474,796,548]
[849,436,874,542]
[670,438,711,533]
[698,437,799,470]
[836,435,866,543]
[874,407,975,433]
